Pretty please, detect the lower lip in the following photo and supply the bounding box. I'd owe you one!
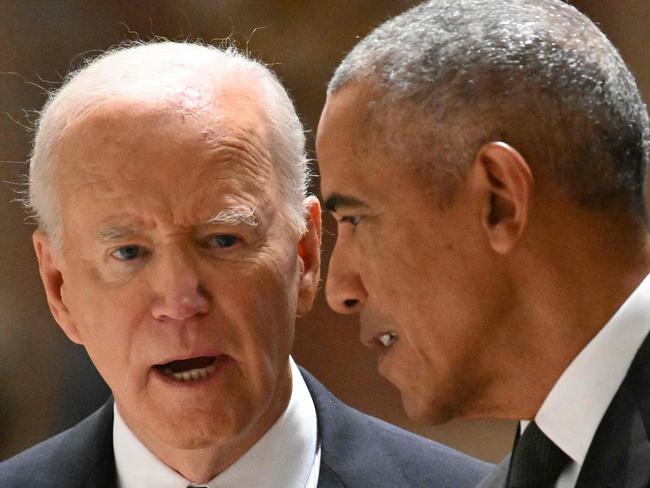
[153,355,234,387]
[377,344,397,376]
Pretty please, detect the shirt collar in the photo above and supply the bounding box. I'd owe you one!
[114,356,319,488]
[529,272,650,466]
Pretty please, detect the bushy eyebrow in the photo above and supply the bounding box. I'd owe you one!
[204,205,258,227]
[324,193,369,213]
[95,226,136,243]
[93,205,258,243]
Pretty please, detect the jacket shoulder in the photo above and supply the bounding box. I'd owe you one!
[299,367,492,487]
[0,400,114,488]
[341,402,492,486]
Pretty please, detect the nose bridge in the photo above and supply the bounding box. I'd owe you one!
[326,233,367,314]
[151,243,209,321]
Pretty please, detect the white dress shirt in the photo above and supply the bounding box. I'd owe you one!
[114,357,320,488]
[521,272,650,488]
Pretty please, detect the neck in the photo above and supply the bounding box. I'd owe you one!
[474,207,650,420]
[118,370,292,484]
[154,427,273,483]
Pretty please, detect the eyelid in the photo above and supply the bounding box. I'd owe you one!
[338,215,362,226]
[203,233,244,248]
[109,244,149,261]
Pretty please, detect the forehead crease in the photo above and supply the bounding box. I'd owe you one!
[211,131,275,183]
[59,163,111,194]
[56,98,279,209]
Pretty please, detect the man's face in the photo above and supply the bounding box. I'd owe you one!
[317,83,512,424]
[35,90,320,452]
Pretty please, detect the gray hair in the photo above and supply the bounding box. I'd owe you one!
[28,41,310,246]
[329,0,649,220]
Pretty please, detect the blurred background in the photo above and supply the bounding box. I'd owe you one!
[1,0,648,463]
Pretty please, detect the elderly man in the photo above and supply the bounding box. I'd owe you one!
[317,0,650,487]
[0,42,490,487]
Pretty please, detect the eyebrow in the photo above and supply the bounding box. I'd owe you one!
[95,225,137,243]
[204,205,258,227]
[324,193,369,213]
[93,206,259,243]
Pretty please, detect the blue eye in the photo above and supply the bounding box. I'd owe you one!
[111,245,142,261]
[208,235,241,248]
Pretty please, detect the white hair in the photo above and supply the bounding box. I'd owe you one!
[27,41,310,247]
[206,205,258,227]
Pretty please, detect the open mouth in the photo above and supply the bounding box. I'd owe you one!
[378,332,398,347]
[154,355,225,382]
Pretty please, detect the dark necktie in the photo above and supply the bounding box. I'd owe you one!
[506,421,571,488]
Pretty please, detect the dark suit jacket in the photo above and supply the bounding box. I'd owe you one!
[478,331,650,488]
[0,367,491,487]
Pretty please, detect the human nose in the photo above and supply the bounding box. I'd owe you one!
[150,248,210,321]
[325,237,367,314]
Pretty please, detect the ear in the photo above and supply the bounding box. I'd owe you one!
[296,196,322,317]
[475,142,533,254]
[32,229,82,344]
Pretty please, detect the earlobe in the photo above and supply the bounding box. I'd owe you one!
[476,142,533,254]
[32,230,82,344]
[296,196,322,317]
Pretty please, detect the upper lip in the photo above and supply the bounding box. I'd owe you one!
[359,310,398,349]
[360,328,397,349]
[154,351,223,367]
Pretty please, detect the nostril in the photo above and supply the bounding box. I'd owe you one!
[344,299,359,308]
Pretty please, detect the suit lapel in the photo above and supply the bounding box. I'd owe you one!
[316,463,346,488]
[299,368,411,488]
[78,399,116,488]
[576,331,650,488]
[475,455,510,488]
[84,451,117,488]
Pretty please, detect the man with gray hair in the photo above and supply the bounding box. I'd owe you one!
[0,42,490,487]
[317,0,650,486]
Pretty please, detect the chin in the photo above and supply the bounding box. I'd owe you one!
[172,432,235,450]
[401,391,458,426]
[151,402,254,448]
[165,417,246,450]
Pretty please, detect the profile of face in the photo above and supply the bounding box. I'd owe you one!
[317,82,528,424]
[33,86,321,455]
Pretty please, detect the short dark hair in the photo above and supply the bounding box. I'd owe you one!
[330,0,649,220]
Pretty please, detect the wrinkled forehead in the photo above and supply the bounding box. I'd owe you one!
[55,85,273,175]
[50,87,282,224]
[68,81,268,140]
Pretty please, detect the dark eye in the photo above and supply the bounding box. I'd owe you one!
[340,215,362,226]
[208,235,241,248]
[111,245,142,261]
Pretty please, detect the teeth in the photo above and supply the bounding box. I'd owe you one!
[163,362,217,382]
[379,333,397,347]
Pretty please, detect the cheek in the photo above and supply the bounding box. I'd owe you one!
[254,247,300,309]
[61,263,148,368]
[214,254,298,350]
[361,237,421,308]
[208,259,296,401]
